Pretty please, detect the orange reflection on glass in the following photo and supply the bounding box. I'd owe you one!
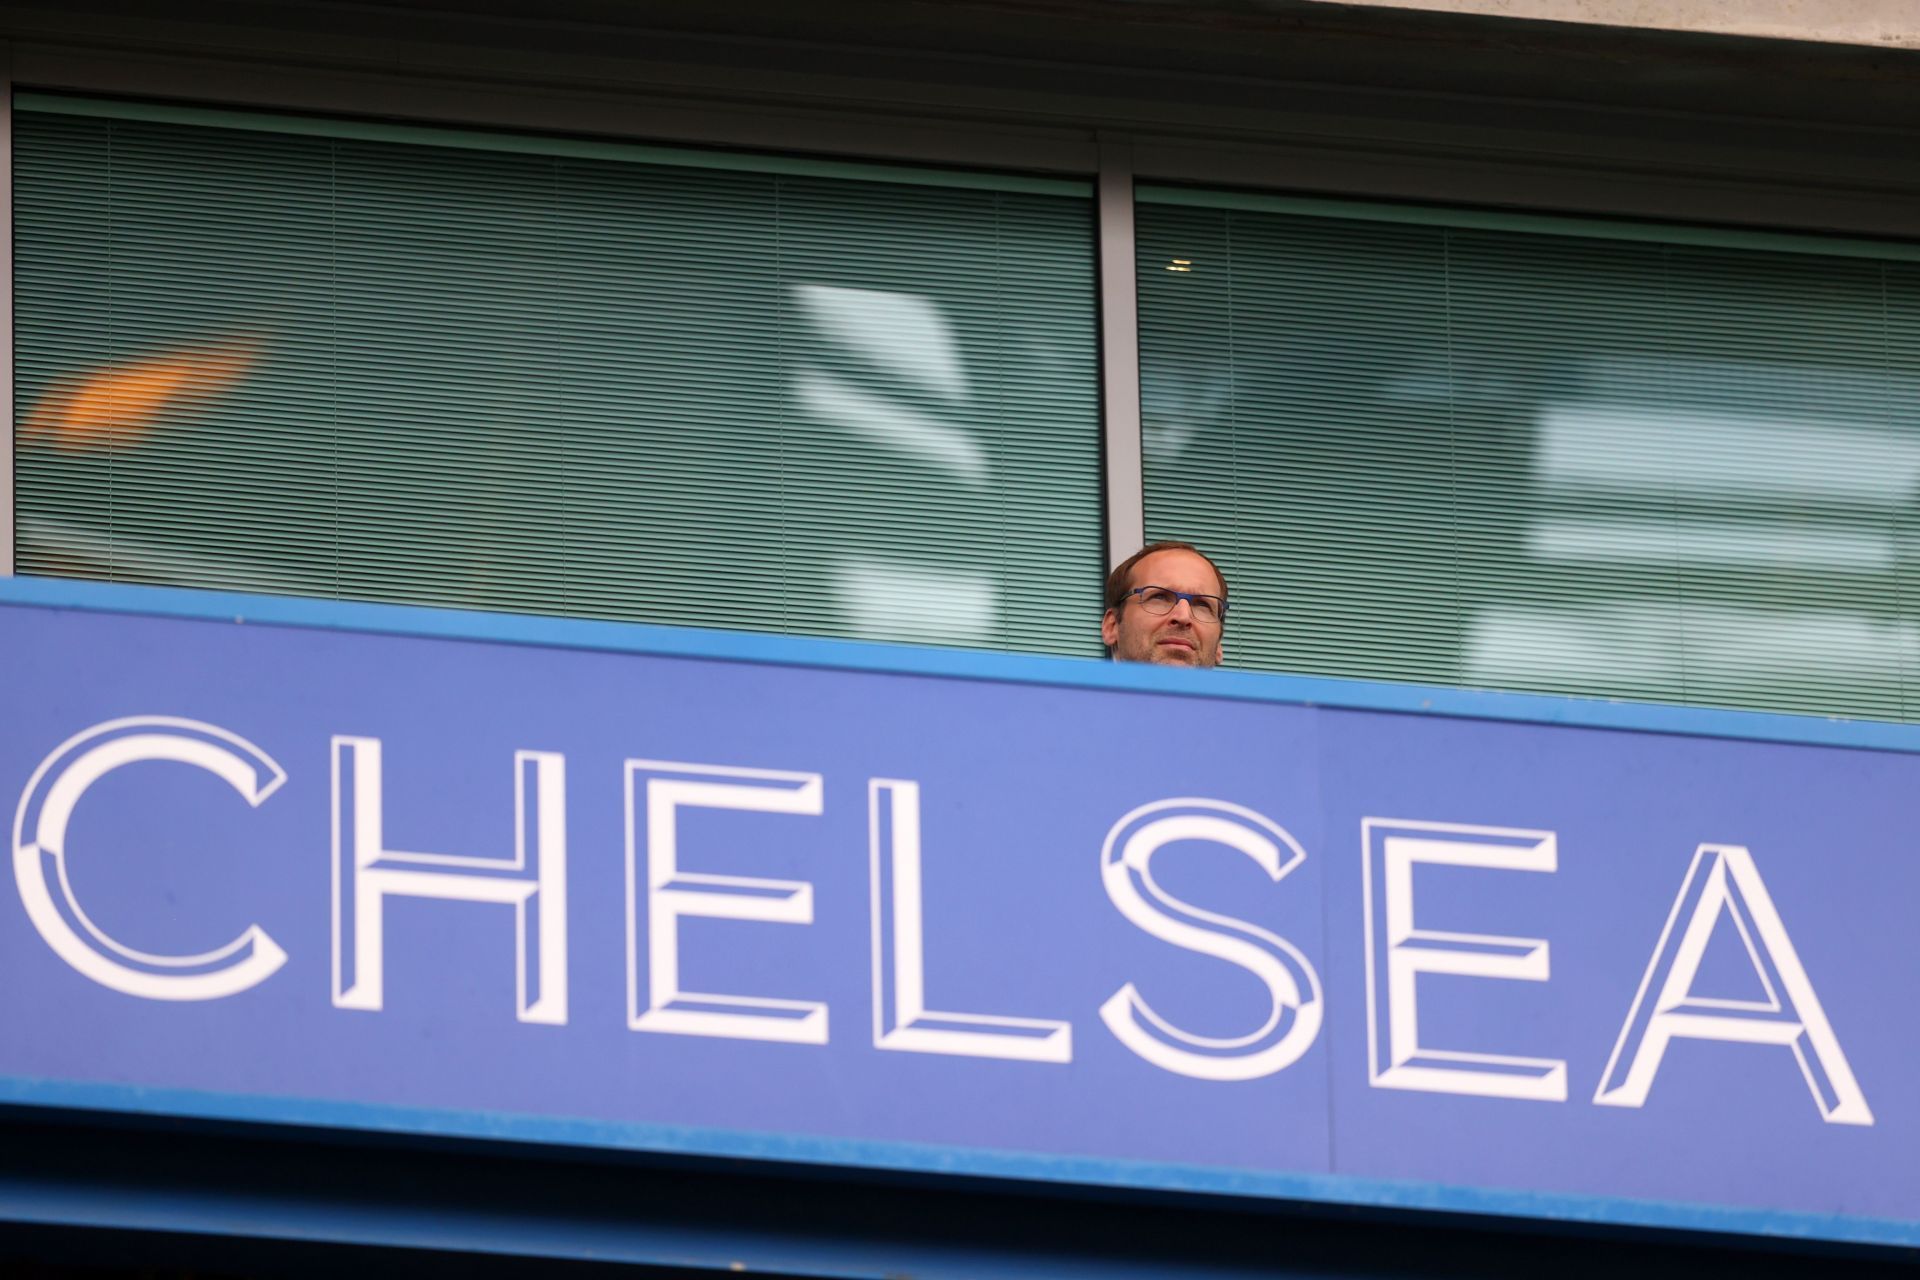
[22,334,262,452]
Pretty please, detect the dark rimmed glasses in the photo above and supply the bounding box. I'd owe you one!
[1126,585,1227,624]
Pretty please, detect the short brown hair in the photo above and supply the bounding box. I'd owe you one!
[1103,540,1229,616]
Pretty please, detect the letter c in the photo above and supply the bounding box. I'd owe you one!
[12,716,288,1000]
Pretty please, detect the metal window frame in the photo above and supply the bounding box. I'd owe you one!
[16,92,1092,196]
[1139,183,1920,263]
[1098,136,1145,566]
[0,45,13,578]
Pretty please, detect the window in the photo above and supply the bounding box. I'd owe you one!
[14,96,1104,654]
[1138,188,1920,720]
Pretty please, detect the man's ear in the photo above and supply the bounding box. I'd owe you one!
[1100,608,1119,650]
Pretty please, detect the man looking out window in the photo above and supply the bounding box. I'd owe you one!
[1101,540,1228,668]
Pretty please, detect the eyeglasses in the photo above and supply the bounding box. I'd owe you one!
[1126,585,1227,624]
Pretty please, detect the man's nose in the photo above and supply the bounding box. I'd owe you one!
[1166,598,1195,622]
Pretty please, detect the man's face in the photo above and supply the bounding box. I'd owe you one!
[1101,548,1225,667]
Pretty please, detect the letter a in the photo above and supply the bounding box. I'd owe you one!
[1594,844,1871,1125]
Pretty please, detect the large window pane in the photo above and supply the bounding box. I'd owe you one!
[1138,191,1920,720]
[14,99,1103,655]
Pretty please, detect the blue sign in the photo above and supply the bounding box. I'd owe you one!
[4,578,1917,1247]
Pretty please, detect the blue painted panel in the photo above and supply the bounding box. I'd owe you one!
[2,578,1916,1248]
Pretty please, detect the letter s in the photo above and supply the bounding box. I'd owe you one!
[13,716,288,1000]
[1099,799,1322,1081]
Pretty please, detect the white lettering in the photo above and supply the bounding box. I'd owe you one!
[627,760,827,1044]
[12,716,287,1001]
[332,737,567,1023]
[870,779,1071,1061]
[1594,844,1871,1125]
[1099,798,1322,1081]
[1363,819,1565,1101]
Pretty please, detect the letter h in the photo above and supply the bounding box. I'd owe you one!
[333,737,567,1023]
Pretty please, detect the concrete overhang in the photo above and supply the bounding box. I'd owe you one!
[0,0,1914,237]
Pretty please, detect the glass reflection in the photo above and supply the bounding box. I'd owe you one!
[832,554,998,646]
[1469,352,1916,713]
[793,283,1004,644]
[22,333,261,453]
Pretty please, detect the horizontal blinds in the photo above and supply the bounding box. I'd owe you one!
[14,99,1103,655]
[1137,192,1920,721]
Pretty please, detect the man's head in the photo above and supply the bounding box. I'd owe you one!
[1101,540,1228,667]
